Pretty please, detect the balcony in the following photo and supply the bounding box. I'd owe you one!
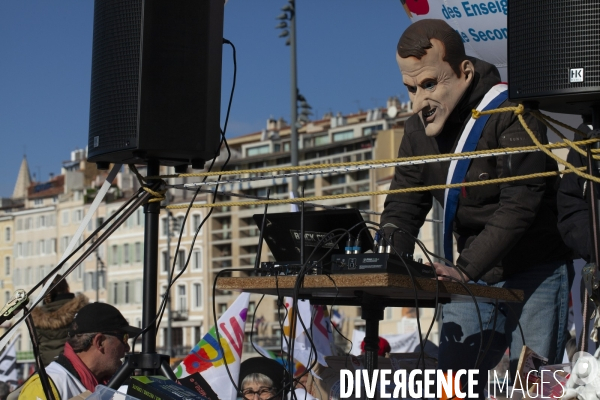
[172,308,188,321]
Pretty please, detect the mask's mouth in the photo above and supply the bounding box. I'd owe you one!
[422,107,436,122]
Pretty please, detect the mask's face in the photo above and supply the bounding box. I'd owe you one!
[397,39,473,137]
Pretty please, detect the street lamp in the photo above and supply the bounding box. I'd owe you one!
[276,0,300,195]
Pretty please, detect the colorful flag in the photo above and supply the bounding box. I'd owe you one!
[331,308,344,329]
[174,293,250,400]
[0,334,18,389]
[282,298,334,368]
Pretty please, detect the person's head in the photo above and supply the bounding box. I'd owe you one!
[360,336,391,357]
[239,357,289,400]
[67,302,142,381]
[43,274,70,304]
[397,19,474,137]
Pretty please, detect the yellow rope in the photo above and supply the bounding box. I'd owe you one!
[473,105,600,184]
[166,167,585,209]
[150,140,597,180]
[128,164,166,203]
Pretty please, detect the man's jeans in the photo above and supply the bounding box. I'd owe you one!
[438,259,574,396]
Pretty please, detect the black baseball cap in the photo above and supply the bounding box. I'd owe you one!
[70,302,142,336]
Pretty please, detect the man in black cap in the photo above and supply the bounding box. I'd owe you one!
[19,302,142,400]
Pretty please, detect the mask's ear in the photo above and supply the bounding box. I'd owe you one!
[460,59,475,84]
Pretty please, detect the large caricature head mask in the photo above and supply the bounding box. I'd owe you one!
[397,19,474,137]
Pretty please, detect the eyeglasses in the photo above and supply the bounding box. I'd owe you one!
[103,332,129,345]
[241,387,275,399]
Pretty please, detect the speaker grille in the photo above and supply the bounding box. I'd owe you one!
[509,1,600,113]
[88,0,141,155]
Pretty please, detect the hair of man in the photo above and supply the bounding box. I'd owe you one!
[67,332,98,353]
[397,19,466,78]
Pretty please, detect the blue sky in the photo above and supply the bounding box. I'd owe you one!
[0,1,411,197]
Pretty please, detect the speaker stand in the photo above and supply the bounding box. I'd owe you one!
[107,160,176,387]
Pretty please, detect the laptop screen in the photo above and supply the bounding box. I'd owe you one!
[252,208,375,263]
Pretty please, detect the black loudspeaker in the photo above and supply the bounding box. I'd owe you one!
[508,1,600,115]
[87,0,224,169]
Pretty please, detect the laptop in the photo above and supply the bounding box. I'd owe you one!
[252,208,375,264]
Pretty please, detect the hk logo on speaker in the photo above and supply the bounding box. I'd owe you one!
[570,68,584,83]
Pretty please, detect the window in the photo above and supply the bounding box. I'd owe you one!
[34,199,43,206]
[48,239,56,254]
[38,216,46,228]
[5,257,10,276]
[192,249,202,271]
[330,174,346,185]
[112,282,119,304]
[123,244,130,264]
[134,242,142,263]
[5,227,10,242]
[192,214,202,233]
[315,135,329,146]
[16,243,22,258]
[25,218,32,230]
[16,220,22,231]
[193,283,202,309]
[136,209,143,226]
[111,245,119,266]
[61,236,70,253]
[5,291,10,303]
[75,264,83,281]
[177,285,186,312]
[218,303,227,317]
[246,144,270,157]
[13,268,20,285]
[362,124,383,136]
[124,281,130,304]
[175,216,185,235]
[161,251,169,273]
[332,130,354,142]
[176,250,185,271]
[38,240,45,255]
[73,209,83,223]
[161,217,169,236]
[62,211,69,225]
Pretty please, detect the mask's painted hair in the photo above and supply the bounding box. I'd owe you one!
[397,19,466,77]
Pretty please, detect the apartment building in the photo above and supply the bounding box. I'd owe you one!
[1,97,445,379]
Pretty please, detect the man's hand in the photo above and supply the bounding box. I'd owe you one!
[425,261,468,282]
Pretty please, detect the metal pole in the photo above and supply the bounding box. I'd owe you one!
[95,247,99,303]
[289,0,299,195]
[166,210,173,357]
[142,160,160,356]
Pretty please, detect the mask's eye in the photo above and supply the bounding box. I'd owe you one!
[422,80,436,91]
[405,84,417,94]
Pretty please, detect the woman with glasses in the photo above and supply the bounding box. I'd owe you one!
[238,357,288,400]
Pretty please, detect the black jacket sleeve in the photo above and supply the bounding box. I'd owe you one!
[557,124,592,262]
[457,109,551,280]
[380,127,433,256]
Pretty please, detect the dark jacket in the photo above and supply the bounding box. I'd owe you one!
[30,293,88,366]
[557,123,595,262]
[381,57,571,284]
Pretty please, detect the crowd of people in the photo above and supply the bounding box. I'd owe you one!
[1,17,599,400]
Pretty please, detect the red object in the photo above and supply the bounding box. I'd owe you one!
[63,342,99,392]
[405,0,429,15]
[360,337,391,356]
